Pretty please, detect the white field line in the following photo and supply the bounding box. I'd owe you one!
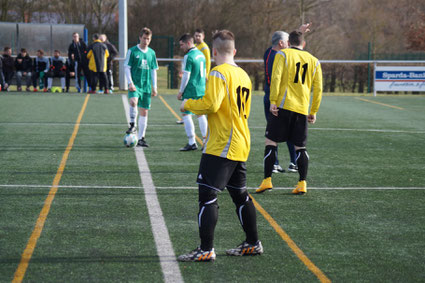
[1,122,424,134]
[1,184,424,190]
[122,95,183,283]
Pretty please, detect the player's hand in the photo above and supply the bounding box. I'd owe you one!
[299,22,312,33]
[128,83,136,92]
[152,89,158,97]
[177,92,183,100]
[270,104,279,117]
[180,99,188,112]
[308,114,316,124]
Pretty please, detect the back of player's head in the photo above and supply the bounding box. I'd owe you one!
[179,33,194,43]
[140,27,152,37]
[92,33,100,40]
[195,28,205,35]
[212,30,235,55]
[289,31,304,47]
[271,31,289,47]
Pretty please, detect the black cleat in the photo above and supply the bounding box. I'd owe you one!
[126,125,136,134]
[137,137,149,147]
[176,120,184,124]
[180,143,197,151]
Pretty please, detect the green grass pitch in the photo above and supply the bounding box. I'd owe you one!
[0,91,424,282]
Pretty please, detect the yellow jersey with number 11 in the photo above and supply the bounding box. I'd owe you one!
[184,63,252,162]
[270,47,323,116]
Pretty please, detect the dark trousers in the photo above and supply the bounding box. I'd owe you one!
[74,61,91,89]
[90,71,107,91]
[32,71,47,89]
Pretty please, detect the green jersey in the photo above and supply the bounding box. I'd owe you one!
[181,48,206,99]
[124,45,158,93]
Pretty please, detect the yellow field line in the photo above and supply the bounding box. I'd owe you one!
[356,97,405,110]
[12,94,90,283]
[250,195,331,283]
[158,94,203,145]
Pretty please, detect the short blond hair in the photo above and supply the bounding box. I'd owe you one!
[212,30,235,55]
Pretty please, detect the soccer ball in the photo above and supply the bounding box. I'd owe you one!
[123,133,138,148]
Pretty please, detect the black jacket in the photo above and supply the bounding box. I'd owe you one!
[68,40,88,64]
[15,54,33,72]
[104,40,118,65]
[2,54,15,73]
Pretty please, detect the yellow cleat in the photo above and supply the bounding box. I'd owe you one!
[256,177,273,193]
[292,180,307,195]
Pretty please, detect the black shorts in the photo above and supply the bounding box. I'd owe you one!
[265,108,308,147]
[196,154,246,191]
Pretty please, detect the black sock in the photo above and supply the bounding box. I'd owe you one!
[296,148,309,181]
[238,199,258,245]
[199,202,218,251]
[264,145,277,178]
[129,122,134,128]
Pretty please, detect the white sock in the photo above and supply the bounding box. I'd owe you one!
[138,115,148,140]
[129,106,137,124]
[183,115,196,145]
[197,115,208,138]
[47,78,53,88]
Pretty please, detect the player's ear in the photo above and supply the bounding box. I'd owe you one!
[302,41,306,49]
[233,49,237,56]
[213,48,217,57]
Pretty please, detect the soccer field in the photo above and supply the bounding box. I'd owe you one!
[0,92,424,282]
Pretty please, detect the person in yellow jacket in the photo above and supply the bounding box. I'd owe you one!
[177,30,263,262]
[87,33,109,93]
[257,31,323,195]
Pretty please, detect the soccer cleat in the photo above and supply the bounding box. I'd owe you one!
[176,120,184,124]
[76,87,81,93]
[126,125,137,134]
[180,143,198,151]
[177,247,216,262]
[137,137,149,147]
[43,88,48,92]
[272,164,285,173]
[33,88,38,92]
[226,241,263,256]
[17,86,22,91]
[96,90,104,94]
[26,87,31,92]
[256,177,273,193]
[288,163,298,173]
[292,180,307,195]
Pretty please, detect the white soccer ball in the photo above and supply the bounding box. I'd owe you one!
[123,133,138,148]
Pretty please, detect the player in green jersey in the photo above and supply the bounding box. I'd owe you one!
[124,27,158,147]
[177,33,208,151]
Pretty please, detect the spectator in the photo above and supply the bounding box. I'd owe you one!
[0,55,6,91]
[15,48,33,91]
[2,47,14,91]
[68,32,90,93]
[32,49,49,92]
[87,33,109,94]
[100,34,118,93]
[47,50,67,92]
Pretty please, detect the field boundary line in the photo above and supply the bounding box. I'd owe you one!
[12,94,90,283]
[356,97,405,110]
[250,194,331,283]
[122,95,183,283]
[1,184,425,190]
[157,94,203,145]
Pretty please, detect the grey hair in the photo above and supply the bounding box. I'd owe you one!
[271,31,289,47]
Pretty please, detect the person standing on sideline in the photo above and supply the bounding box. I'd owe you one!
[177,33,208,151]
[15,48,33,91]
[262,31,298,174]
[178,30,262,262]
[257,31,323,195]
[194,29,211,77]
[99,34,118,93]
[68,32,90,93]
[124,27,158,147]
[87,33,109,94]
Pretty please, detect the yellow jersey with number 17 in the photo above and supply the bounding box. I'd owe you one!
[270,47,323,116]
[184,63,252,162]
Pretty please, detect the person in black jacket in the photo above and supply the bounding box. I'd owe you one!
[47,50,67,92]
[15,48,33,91]
[0,55,6,91]
[100,34,118,93]
[2,47,14,91]
[68,32,90,92]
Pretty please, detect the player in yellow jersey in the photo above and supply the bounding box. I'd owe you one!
[177,30,263,262]
[257,31,323,195]
[194,28,211,77]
